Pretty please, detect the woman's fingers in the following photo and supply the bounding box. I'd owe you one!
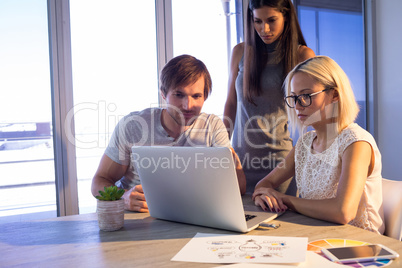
[254,196,268,211]
[253,187,288,212]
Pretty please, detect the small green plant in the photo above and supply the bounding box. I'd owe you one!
[96,186,125,201]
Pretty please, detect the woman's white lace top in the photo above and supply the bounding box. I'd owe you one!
[295,123,384,234]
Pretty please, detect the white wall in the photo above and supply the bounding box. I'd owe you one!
[376,0,402,180]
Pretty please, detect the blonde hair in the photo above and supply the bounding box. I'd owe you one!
[284,56,359,134]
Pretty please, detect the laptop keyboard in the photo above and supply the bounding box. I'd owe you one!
[245,214,257,221]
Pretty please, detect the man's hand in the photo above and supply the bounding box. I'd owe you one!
[123,185,149,212]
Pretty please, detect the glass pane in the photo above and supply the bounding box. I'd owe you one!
[70,0,159,214]
[172,0,237,117]
[318,11,366,128]
[299,9,317,52]
[299,5,366,128]
[0,1,56,223]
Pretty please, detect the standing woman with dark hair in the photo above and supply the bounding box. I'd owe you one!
[224,0,315,194]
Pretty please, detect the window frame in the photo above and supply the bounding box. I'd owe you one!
[48,0,78,216]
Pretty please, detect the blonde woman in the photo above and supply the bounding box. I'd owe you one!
[253,56,384,234]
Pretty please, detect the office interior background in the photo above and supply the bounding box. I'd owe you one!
[0,0,401,223]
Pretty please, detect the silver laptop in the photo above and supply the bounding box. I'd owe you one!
[131,146,280,233]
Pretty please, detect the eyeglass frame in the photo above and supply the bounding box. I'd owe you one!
[284,88,332,108]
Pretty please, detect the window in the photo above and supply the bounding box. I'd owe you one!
[171,0,243,117]
[296,0,366,128]
[69,0,159,213]
[69,0,244,213]
[0,0,251,221]
[0,0,56,222]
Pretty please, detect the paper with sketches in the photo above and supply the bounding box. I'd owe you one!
[171,233,308,264]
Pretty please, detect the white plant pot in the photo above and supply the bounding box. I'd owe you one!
[96,199,125,231]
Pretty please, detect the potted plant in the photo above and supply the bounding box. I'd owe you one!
[95,186,125,231]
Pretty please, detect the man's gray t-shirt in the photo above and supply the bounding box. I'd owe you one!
[105,108,230,189]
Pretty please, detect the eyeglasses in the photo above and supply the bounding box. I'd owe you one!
[284,88,331,108]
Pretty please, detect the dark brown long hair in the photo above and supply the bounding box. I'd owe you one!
[244,0,307,104]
